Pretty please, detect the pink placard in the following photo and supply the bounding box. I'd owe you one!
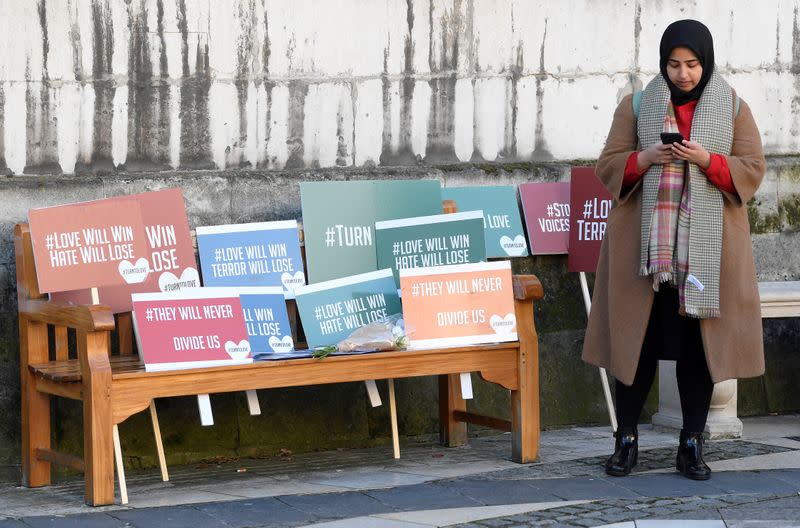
[28,199,150,293]
[50,188,197,313]
[132,289,250,372]
[568,167,613,272]
[519,182,571,255]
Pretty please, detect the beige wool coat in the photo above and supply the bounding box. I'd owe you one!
[581,92,766,385]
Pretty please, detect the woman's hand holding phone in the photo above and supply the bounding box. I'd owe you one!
[671,140,711,169]
[637,142,675,172]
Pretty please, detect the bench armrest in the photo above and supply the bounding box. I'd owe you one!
[513,274,544,303]
[19,298,116,332]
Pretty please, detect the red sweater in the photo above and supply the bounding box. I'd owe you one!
[624,99,735,194]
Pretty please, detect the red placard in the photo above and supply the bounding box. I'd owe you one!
[49,188,197,313]
[132,289,250,372]
[29,200,149,293]
[568,167,613,272]
[519,182,571,255]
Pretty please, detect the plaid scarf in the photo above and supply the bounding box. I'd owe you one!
[647,103,691,301]
[637,73,734,318]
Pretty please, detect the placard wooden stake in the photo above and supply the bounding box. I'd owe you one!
[388,379,400,459]
[579,272,617,432]
[365,380,382,407]
[460,373,473,400]
[149,401,169,482]
[112,425,128,505]
[245,390,261,415]
[198,394,214,426]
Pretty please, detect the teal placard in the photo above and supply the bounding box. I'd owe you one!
[441,186,528,257]
[300,180,442,284]
[294,269,402,348]
[375,211,487,287]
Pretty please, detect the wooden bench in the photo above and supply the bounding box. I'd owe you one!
[15,222,545,506]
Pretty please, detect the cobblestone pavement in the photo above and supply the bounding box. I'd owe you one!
[1,416,799,527]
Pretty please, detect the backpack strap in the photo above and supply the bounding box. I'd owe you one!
[632,90,642,118]
[632,89,740,118]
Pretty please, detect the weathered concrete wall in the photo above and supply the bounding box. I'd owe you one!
[1,1,799,471]
[3,0,800,174]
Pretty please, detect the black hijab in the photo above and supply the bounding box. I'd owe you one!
[659,19,715,105]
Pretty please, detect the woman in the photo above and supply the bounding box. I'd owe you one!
[582,19,766,481]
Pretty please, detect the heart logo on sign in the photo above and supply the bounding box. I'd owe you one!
[118,258,151,284]
[158,267,200,293]
[225,340,251,360]
[268,335,294,353]
[499,235,528,257]
[489,313,516,334]
[281,271,305,292]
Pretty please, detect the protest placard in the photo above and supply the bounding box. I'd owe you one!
[375,211,486,287]
[132,288,250,372]
[399,261,516,348]
[294,269,402,349]
[28,199,149,293]
[196,221,305,298]
[441,186,528,257]
[568,167,613,272]
[519,182,571,255]
[300,180,442,284]
[236,287,295,355]
[49,188,197,313]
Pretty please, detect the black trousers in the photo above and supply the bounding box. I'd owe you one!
[614,286,714,433]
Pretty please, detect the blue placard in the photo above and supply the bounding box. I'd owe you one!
[294,269,402,349]
[238,287,295,355]
[196,221,305,298]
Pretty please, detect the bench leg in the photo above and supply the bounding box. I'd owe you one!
[79,330,115,506]
[20,318,51,487]
[511,318,541,463]
[439,374,467,447]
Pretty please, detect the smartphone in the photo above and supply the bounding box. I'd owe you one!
[660,132,685,145]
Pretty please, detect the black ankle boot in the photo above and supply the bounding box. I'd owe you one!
[605,427,638,477]
[676,429,711,480]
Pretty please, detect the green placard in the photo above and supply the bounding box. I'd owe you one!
[375,211,486,287]
[441,186,528,257]
[294,269,402,348]
[301,180,442,283]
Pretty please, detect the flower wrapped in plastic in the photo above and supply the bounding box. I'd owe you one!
[313,314,407,359]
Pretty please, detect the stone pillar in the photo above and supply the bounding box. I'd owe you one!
[651,361,742,438]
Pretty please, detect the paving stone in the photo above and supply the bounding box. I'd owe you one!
[195,497,313,527]
[109,506,229,528]
[609,473,727,497]
[719,494,800,521]
[706,471,799,495]
[536,477,641,501]
[276,491,388,519]
[366,483,482,511]
[768,468,800,489]
[0,520,37,528]
[19,514,128,528]
[437,478,560,505]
